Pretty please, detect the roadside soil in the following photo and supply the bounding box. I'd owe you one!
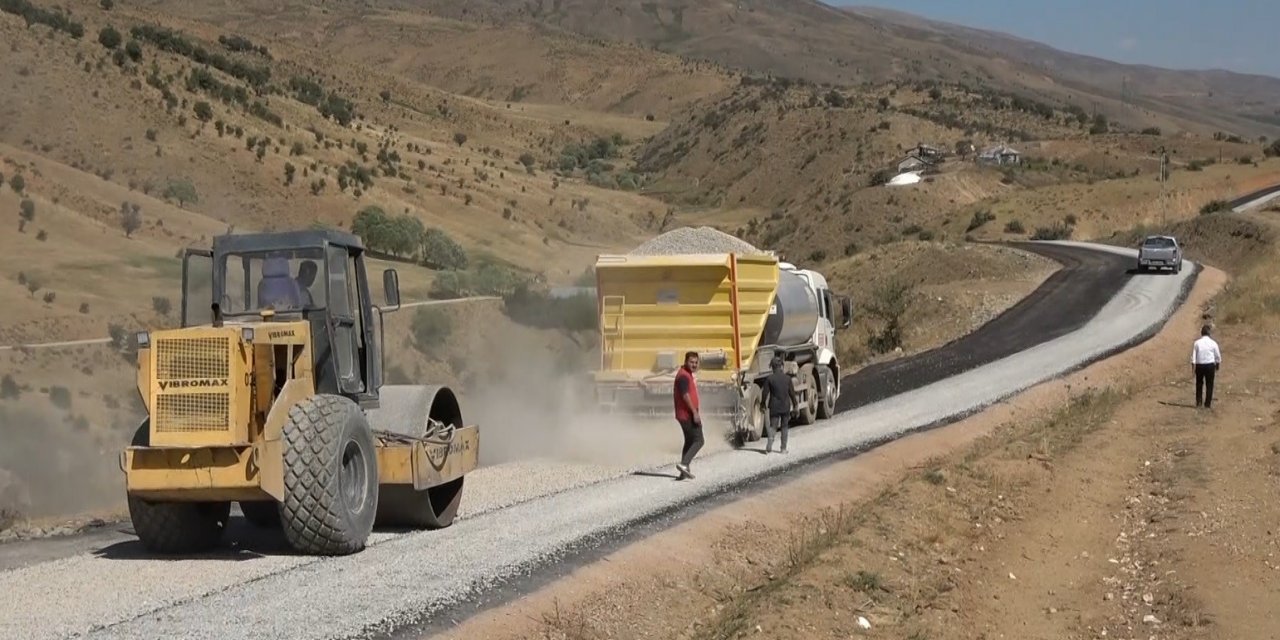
[433,263,1278,640]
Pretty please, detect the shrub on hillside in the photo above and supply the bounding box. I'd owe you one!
[1030,222,1073,240]
[9,174,24,193]
[98,26,121,49]
[120,201,142,237]
[0,374,19,400]
[19,199,35,226]
[152,296,171,316]
[164,179,198,206]
[503,285,597,333]
[1200,199,1231,215]
[865,278,915,354]
[966,210,996,232]
[410,308,452,353]
[48,386,71,410]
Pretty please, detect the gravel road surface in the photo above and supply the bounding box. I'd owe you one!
[0,242,1196,640]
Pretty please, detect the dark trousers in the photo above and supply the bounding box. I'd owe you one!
[678,419,704,466]
[1195,363,1217,407]
[765,412,789,451]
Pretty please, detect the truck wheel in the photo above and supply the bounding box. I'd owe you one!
[129,495,231,554]
[279,394,379,556]
[366,385,468,529]
[816,365,836,420]
[126,421,231,553]
[731,384,764,445]
[797,367,818,426]
[239,502,281,529]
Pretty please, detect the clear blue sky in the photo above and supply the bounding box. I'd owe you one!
[833,1,1277,78]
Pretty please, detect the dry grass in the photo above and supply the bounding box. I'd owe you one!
[689,386,1125,640]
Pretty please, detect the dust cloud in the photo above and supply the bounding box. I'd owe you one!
[463,332,690,469]
[0,404,130,525]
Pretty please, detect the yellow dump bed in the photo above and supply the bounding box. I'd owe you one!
[593,252,780,388]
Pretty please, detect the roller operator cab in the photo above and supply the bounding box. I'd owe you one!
[120,229,479,556]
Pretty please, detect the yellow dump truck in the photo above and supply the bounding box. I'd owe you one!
[593,252,852,442]
[120,230,478,556]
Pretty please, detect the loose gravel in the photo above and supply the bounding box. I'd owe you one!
[0,243,1195,640]
[628,226,769,256]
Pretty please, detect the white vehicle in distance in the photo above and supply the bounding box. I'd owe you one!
[1136,235,1182,274]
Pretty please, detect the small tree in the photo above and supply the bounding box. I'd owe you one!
[1089,113,1109,135]
[18,199,35,230]
[865,278,915,354]
[419,228,468,270]
[9,174,25,193]
[125,40,142,62]
[164,179,198,207]
[121,201,142,237]
[152,296,171,316]
[0,374,19,399]
[100,0,114,9]
[410,308,453,353]
[25,278,40,298]
[453,132,468,147]
[98,26,121,49]
[379,89,391,103]
[193,101,213,122]
[284,162,296,185]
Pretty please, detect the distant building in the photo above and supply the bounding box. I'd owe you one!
[977,144,1022,166]
[897,155,927,172]
[895,142,946,173]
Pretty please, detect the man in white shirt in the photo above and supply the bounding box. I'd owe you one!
[1191,325,1222,408]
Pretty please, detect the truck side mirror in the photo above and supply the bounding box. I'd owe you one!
[382,268,401,311]
[839,296,853,330]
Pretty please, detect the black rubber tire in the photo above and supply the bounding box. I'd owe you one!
[736,383,765,444]
[816,365,836,420]
[240,501,281,529]
[279,394,379,556]
[126,421,231,554]
[796,367,818,425]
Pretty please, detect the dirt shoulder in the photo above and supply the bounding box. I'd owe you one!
[432,264,1241,640]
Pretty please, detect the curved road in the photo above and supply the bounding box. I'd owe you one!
[0,242,1197,640]
[835,241,1134,411]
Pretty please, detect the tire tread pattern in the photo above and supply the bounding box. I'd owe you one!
[279,394,376,555]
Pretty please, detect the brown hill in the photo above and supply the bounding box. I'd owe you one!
[383,0,1280,138]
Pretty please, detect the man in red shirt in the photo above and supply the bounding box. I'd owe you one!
[673,351,703,480]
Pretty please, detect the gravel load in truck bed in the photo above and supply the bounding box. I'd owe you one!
[628,226,771,256]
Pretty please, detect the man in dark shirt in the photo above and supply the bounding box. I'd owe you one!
[673,351,702,479]
[761,356,799,454]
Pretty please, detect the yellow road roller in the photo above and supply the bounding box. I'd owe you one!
[120,229,479,555]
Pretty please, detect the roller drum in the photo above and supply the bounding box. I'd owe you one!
[761,269,820,348]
